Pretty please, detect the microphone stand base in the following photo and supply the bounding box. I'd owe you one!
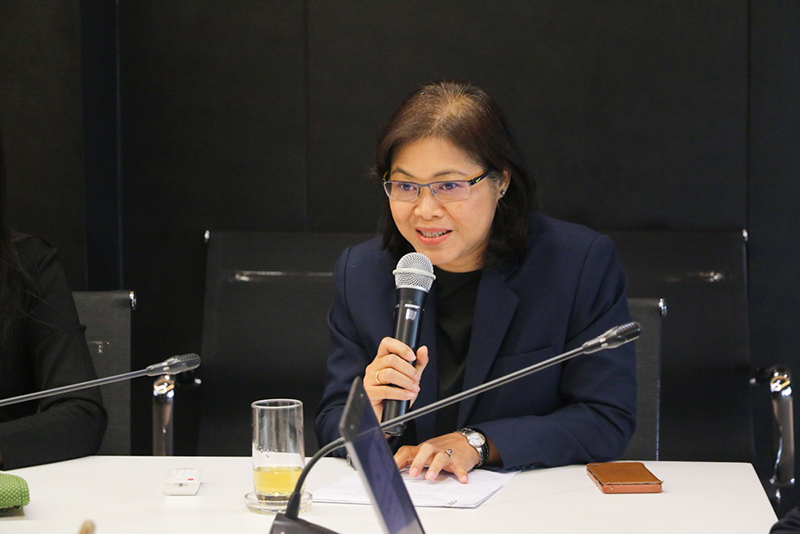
[270,513,341,534]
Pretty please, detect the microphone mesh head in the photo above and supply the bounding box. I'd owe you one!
[613,322,642,343]
[173,353,202,371]
[393,253,435,292]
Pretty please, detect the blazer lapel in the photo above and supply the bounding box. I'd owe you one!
[458,265,519,426]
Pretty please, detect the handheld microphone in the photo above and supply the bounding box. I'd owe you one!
[0,353,201,408]
[381,252,436,436]
[274,322,641,533]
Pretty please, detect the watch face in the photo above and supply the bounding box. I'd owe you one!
[467,432,486,447]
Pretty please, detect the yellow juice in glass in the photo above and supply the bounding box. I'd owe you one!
[253,465,303,496]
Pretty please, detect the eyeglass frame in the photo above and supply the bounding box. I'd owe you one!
[381,169,494,203]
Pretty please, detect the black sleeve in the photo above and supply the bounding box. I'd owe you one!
[0,237,107,469]
[772,506,800,533]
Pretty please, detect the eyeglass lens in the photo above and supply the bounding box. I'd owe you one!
[384,181,470,202]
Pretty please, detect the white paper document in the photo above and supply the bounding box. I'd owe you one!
[313,468,517,509]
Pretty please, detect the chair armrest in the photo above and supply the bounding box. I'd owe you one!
[754,366,795,490]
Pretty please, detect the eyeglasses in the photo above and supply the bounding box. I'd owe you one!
[382,169,492,203]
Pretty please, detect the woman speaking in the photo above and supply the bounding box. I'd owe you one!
[316,80,635,483]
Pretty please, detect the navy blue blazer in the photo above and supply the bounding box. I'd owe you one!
[316,213,636,470]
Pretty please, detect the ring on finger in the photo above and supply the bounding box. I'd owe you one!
[444,449,453,458]
[375,369,383,385]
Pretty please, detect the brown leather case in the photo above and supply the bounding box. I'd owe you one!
[586,462,663,494]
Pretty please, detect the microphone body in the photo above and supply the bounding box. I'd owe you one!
[381,286,428,431]
[381,253,436,436]
[392,287,426,350]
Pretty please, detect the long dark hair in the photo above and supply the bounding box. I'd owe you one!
[374,80,536,266]
[0,130,27,349]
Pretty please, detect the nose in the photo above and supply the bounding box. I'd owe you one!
[414,186,442,219]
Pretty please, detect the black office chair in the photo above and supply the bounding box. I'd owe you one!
[198,231,374,456]
[73,290,136,455]
[620,297,666,461]
[606,229,794,510]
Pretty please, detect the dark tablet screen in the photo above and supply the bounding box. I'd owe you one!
[339,378,425,534]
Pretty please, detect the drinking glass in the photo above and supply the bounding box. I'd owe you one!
[244,399,311,514]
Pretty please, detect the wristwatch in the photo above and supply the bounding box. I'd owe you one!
[458,428,489,467]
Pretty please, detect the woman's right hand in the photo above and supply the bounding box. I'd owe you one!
[364,337,429,422]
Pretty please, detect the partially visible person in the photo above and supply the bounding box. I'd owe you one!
[0,133,107,469]
[772,507,800,533]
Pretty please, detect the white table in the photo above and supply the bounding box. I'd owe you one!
[1,456,778,533]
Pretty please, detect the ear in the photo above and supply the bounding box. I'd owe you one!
[496,170,511,199]
[501,170,511,191]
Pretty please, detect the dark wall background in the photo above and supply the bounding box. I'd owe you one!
[2,0,798,504]
[0,1,87,288]
[306,2,749,232]
[749,3,800,385]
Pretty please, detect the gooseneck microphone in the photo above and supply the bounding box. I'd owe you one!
[381,252,436,436]
[0,353,201,408]
[376,322,642,442]
[273,322,641,533]
[580,322,642,353]
[144,353,202,376]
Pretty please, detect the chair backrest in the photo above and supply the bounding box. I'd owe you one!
[620,297,665,461]
[73,290,135,455]
[606,229,752,462]
[198,231,374,456]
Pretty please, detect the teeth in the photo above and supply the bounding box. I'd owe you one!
[420,230,447,238]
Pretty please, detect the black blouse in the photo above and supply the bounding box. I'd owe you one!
[433,267,481,436]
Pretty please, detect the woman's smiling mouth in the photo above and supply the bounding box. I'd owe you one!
[417,229,451,238]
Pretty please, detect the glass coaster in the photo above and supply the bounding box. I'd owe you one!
[244,491,312,515]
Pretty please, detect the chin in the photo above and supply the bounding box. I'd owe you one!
[414,250,451,268]
[407,239,455,266]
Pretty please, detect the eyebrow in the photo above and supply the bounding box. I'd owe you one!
[390,167,470,179]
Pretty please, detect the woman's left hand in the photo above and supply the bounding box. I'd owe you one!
[393,432,481,484]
